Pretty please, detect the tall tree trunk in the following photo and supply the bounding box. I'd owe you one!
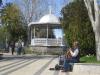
[84,0,100,61]
[94,0,100,60]
[95,32,100,60]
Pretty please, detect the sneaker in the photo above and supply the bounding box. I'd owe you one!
[61,70,68,72]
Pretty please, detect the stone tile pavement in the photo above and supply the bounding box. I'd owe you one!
[0,53,100,75]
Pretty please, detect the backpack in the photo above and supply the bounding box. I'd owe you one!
[55,64,61,70]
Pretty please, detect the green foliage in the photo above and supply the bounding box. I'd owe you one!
[1,3,27,43]
[0,0,2,6]
[0,27,6,49]
[80,55,100,63]
[61,0,95,55]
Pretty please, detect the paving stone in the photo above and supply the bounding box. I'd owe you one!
[0,54,100,75]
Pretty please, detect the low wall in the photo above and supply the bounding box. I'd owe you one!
[70,63,100,75]
[29,46,63,55]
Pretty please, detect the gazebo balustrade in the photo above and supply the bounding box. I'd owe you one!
[31,38,62,46]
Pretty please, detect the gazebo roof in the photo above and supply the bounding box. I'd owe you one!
[39,14,60,24]
[28,14,60,27]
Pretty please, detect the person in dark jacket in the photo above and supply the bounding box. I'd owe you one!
[10,41,15,55]
[62,41,79,72]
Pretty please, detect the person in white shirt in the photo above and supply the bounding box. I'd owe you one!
[62,41,79,72]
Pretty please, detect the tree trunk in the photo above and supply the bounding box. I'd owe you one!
[84,0,100,61]
[95,32,100,60]
[94,3,100,60]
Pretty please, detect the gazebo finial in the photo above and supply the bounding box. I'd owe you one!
[49,5,52,14]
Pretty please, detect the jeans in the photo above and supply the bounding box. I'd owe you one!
[63,57,78,71]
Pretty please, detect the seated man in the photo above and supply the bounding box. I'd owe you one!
[62,41,79,72]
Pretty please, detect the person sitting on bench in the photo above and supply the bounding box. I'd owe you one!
[62,41,79,72]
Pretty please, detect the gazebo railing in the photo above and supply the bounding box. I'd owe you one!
[31,38,63,46]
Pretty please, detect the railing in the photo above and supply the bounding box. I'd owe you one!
[31,38,63,46]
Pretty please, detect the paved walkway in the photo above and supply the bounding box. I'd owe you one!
[0,53,100,75]
[0,54,68,75]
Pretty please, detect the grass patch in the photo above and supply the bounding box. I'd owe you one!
[80,55,100,63]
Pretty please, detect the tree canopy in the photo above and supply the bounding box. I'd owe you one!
[1,3,27,44]
[0,0,2,6]
[61,0,95,55]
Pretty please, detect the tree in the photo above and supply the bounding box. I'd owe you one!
[61,0,95,56]
[0,26,7,49]
[1,3,27,47]
[14,0,46,23]
[0,0,2,6]
[15,0,38,23]
[84,0,100,61]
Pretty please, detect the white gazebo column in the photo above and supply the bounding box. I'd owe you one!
[34,26,35,38]
[46,25,48,46]
[61,38,63,46]
[27,27,30,44]
[47,25,48,38]
[31,27,32,40]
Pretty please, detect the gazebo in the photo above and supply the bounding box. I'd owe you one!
[28,13,64,54]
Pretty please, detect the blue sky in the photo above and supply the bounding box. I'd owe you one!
[2,0,13,4]
[2,0,68,38]
[3,0,69,16]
